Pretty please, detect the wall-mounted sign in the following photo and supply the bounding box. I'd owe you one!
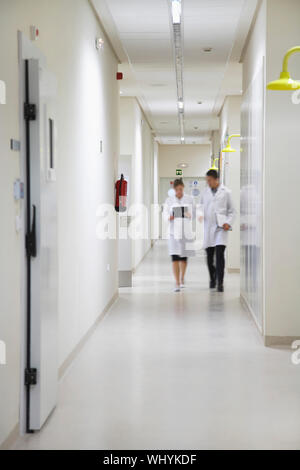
[176,169,183,176]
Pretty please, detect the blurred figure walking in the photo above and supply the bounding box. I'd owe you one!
[200,170,235,292]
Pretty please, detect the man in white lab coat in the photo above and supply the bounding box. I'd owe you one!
[200,169,235,292]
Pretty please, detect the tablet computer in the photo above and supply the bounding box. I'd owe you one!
[173,206,188,218]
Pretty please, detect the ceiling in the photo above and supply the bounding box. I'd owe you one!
[92,0,258,144]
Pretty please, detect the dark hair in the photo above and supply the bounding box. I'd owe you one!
[206,169,219,179]
[173,178,184,188]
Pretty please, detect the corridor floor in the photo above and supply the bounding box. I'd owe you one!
[14,242,300,450]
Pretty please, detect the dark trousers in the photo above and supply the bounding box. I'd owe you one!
[206,245,226,286]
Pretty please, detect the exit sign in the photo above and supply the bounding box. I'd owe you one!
[176,169,183,176]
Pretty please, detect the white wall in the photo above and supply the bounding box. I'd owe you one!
[241,1,266,329]
[242,0,300,341]
[0,0,119,447]
[219,96,241,271]
[120,98,155,269]
[118,154,132,274]
[264,0,300,339]
[158,144,211,178]
[211,130,220,165]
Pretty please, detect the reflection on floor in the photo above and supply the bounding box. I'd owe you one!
[14,242,300,450]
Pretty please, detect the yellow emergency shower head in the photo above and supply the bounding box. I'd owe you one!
[210,158,219,171]
[222,134,240,153]
[267,47,300,91]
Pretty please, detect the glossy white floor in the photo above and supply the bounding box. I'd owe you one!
[14,242,300,450]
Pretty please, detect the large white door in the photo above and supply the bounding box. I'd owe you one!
[23,58,58,431]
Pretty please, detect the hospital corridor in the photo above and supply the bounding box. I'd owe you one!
[1,0,300,454]
[12,242,300,450]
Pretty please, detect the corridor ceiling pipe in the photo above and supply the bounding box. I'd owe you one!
[170,0,185,144]
[222,134,240,153]
[267,46,300,91]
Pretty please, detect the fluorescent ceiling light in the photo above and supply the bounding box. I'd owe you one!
[171,0,181,24]
[178,100,184,109]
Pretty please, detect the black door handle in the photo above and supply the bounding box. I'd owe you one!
[26,205,37,258]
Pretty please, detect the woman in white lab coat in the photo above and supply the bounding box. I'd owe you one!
[163,179,196,292]
[200,170,235,292]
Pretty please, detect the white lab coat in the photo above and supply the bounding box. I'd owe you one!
[163,194,196,257]
[200,184,235,249]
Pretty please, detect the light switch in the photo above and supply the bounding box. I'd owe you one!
[15,215,22,233]
[14,179,24,200]
[11,139,21,151]
[0,80,6,104]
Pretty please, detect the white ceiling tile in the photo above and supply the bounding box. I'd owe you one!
[98,0,256,140]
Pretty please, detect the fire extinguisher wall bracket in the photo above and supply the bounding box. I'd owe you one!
[115,174,127,213]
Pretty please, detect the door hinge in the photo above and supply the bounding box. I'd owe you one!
[25,368,37,386]
[24,103,36,121]
[26,232,37,258]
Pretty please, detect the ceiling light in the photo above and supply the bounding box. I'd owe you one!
[203,47,212,53]
[181,137,185,142]
[197,101,203,105]
[178,100,184,110]
[171,0,181,25]
[178,162,188,168]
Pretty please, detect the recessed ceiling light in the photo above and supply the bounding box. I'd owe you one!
[181,137,185,142]
[178,100,184,110]
[178,162,188,169]
[203,47,213,53]
[171,0,181,25]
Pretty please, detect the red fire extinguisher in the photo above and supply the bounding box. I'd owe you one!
[115,174,127,212]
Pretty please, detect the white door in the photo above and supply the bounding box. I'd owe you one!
[23,58,58,431]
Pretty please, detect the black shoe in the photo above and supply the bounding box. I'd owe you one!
[217,284,224,292]
[210,280,216,289]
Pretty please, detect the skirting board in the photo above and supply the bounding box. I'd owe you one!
[264,336,300,347]
[0,423,19,450]
[241,294,300,347]
[58,290,118,379]
[240,293,263,336]
[132,246,152,274]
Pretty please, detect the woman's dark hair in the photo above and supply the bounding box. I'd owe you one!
[173,178,184,188]
[206,169,219,179]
